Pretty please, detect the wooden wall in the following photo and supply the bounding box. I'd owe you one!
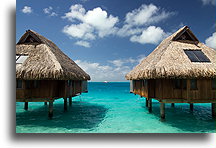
[16,80,84,101]
[131,79,216,103]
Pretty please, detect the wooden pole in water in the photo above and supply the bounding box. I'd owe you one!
[171,103,175,107]
[148,98,152,113]
[160,103,165,120]
[44,102,47,105]
[48,100,53,119]
[190,103,194,111]
[212,103,216,118]
[64,97,67,111]
[146,98,149,107]
[24,102,28,110]
[69,97,72,106]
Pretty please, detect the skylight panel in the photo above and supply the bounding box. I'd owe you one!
[184,50,210,63]
[16,55,29,64]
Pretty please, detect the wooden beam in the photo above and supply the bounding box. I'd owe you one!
[48,100,53,119]
[159,99,216,103]
[16,98,59,102]
[64,98,67,111]
[171,103,175,107]
[212,103,216,118]
[44,102,47,105]
[190,103,194,111]
[160,103,165,120]
[148,98,152,113]
[24,102,28,110]
[69,97,72,106]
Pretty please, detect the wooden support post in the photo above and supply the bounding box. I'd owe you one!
[44,102,47,105]
[148,98,152,113]
[64,98,67,111]
[24,102,28,110]
[190,103,194,111]
[212,103,216,118]
[160,103,165,120]
[69,97,72,106]
[146,98,149,107]
[48,100,53,119]
[171,103,175,107]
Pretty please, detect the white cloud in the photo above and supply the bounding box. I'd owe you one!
[201,0,215,5]
[62,23,95,40]
[75,40,91,48]
[117,24,143,37]
[22,6,32,14]
[62,4,173,46]
[205,32,216,49]
[109,59,125,67]
[62,4,119,38]
[75,56,144,81]
[116,4,173,42]
[43,6,57,16]
[125,4,174,26]
[130,26,169,44]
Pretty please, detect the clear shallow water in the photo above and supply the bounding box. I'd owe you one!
[16,82,216,133]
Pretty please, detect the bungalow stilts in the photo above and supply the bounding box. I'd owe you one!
[69,97,72,106]
[212,103,216,118]
[126,26,216,120]
[190,103,194,111]
[16,30,90,119]
[171,103,175,107]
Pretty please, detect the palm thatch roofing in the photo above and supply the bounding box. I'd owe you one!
[16,30,90,80]
[126,26,216,80]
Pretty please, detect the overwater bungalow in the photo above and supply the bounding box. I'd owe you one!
[16,30,90,118]
[126,26,216,120]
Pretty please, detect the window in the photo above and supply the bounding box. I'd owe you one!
[34,81,39,88]
[174,79,181,89]
[182,79,187,89]
[16,80,23,89]
[190,79,197,90]
[26,80,31,89]
[212,79,216,90]
[67,80,72,86]
[143,79,148,86]
[184,50,210,62]
[174,79,187,89]
[16,54,29,64]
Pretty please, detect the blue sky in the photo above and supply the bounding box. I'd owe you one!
[16,0,216,81]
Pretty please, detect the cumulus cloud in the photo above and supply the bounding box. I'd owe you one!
[109,59,125,67]
[75,40,91,48]
[62,4,173,46]
[63,23,95,40]
[130,26,169,44]
[62,4,119,39]
[117,4,173,42]
[43,6,58,16]
[22,6,32,14]
[205,32,216,49]
[75,56,145,81]
[201,0,215,5]
[125,4,174,26]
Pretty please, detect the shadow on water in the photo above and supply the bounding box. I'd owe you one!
[141,102,216,133]
[16,101,108,130]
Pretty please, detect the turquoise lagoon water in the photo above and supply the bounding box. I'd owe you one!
[16,82,216,133]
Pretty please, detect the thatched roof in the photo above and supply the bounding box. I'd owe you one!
[16,30,90,80]
[126,26,216,80]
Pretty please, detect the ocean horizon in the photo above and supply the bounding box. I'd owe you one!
[16,82,216,133]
